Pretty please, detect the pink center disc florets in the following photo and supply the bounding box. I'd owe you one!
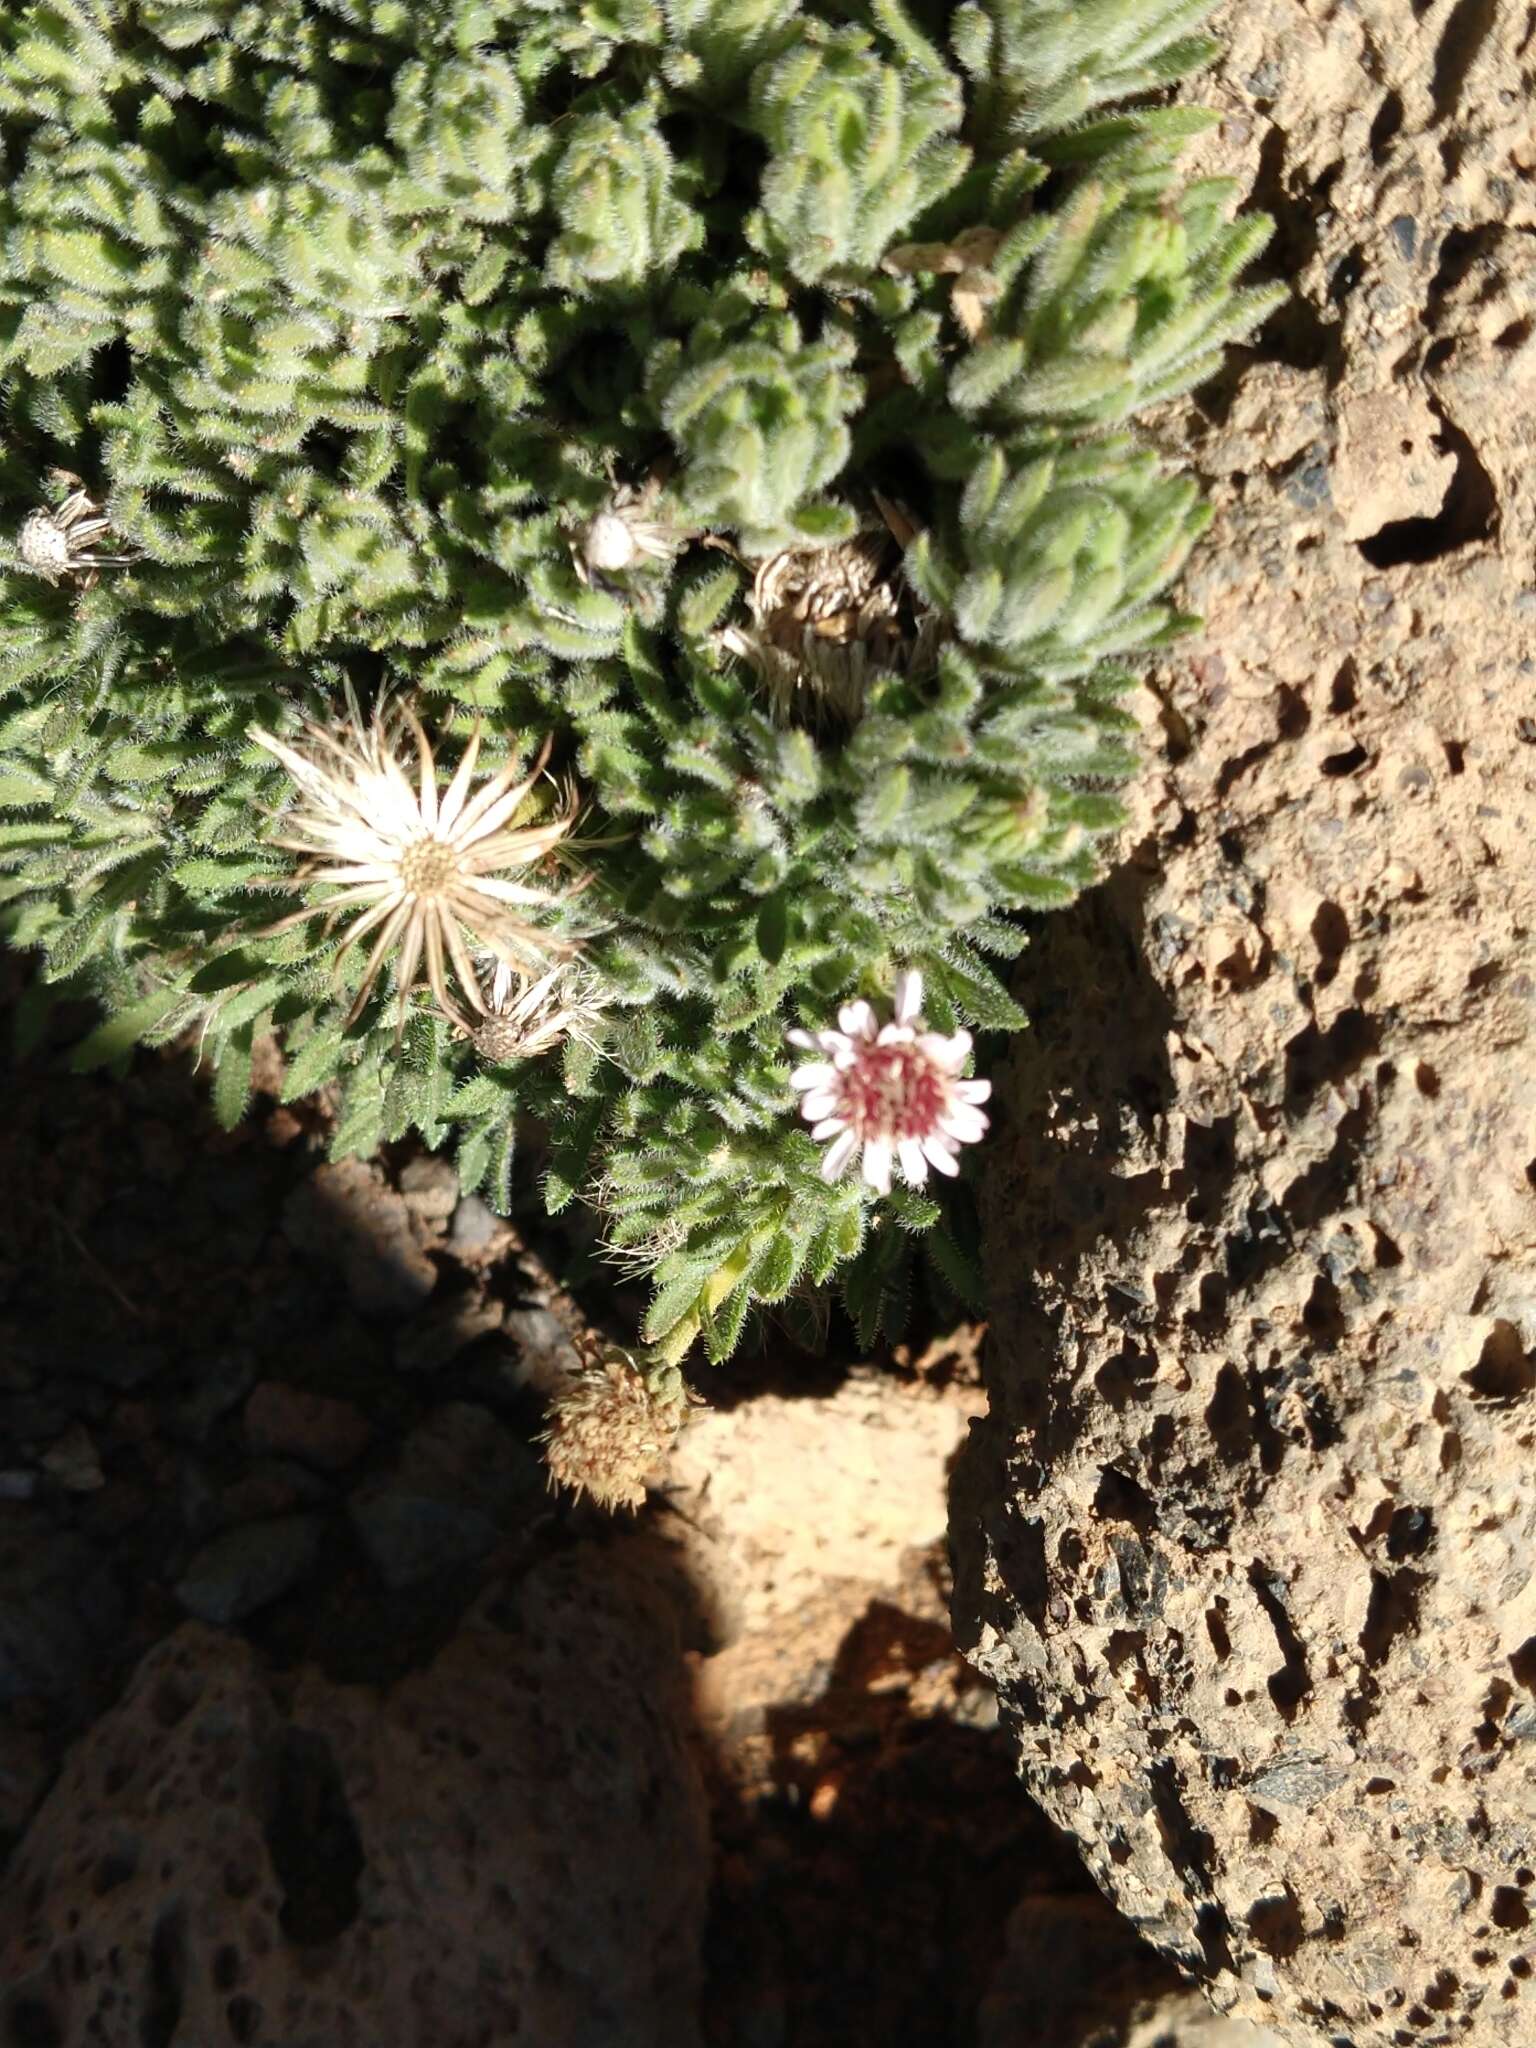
[841,1042,946,1141]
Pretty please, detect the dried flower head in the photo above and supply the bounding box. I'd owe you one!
[539,1337,693,1513]
[787,969,991,1195]
[470,959,603,1065]
[15,487,137,586]
[882,226,1005,341]
[250,703,582,1036]
[719,495,941,725]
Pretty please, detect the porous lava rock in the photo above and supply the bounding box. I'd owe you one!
[953,5,1536,2044]
[981,1892,1284,2048]
[0,1546,709,2047]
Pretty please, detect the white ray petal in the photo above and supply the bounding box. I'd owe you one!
[820,1127,859,1181]
[440,909,490,1018]
[436,721,482,835]
[405,708,439,831]
[918,1029,972,1070]
[451,733,552,844]
[897,1137,929,1185]
[893,970,923,1025]
[938,1107,988,1143]
[922,1135,960,1175]
[790,1061,838,1091]
[392,912,426,1036]
[460,874,556,907]
[860,1136,893,1194]
[342,898,413,1025]
[799,1088,842,1122]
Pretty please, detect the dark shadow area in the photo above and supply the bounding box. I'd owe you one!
[0,952,1199,2046]
[702,1598,1102,2048]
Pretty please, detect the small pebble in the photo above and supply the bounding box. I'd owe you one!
[448,1195,498,1254]
[244,1383,372,1474]
[347,1493,498,1592]
[399,1155,459,1222]
[39,1423,104,1493]
[175,1515,323,1625]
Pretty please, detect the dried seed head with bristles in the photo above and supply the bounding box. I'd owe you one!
[469,959,605,1066]
[249,703,584,1037]
[14,487,138,586]
[718,495,941,726]
[539,1337,695,1513]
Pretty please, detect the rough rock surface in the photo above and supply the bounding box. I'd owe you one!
[0,1548,709,2048]
[981,1892,1285,2048]
[663,1365,983,1648]
[954,5,1536,2046]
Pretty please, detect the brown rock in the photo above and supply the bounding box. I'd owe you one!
[663,1366,981,1650]
[981,1894,1285,2048]
[0,1548,709,2047]
[398,1153,460,1223]
[243,1382,372,1472]
[281,1158,437,1320]
[954,8,1536,2045]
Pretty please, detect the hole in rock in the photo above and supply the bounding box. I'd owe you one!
[1092,1465,1157,1536]
[1188,1271,1230,1334]
[1430,0,1502,119]
[150,1677,197,1731]
[1370,1224,1404,1268]
[1095,1343,1157,1406]
[1462,1322,1535,1405]
[260,1729,365,1945]
[1277,683,1312,739]
[1370,94,1406,162]
[1386,1507,1434,1560]
[227,1998,262,2046]
[1330,660,1360,713]
[1248,1804,1280,1845]
[1355,411,1497,566]
[142,1906,187,2048]
[1302,1272,1347,1348]
[1311,901,1349,975]
[1360,1568,1428,1667]
[1247,1891,1305,1959]
[1249,1565,1312,1721]
[1431,223,1500,299]
[1206,1605,1232,1661]
[93,1848,137,1897]
[1207,1362,1255,1464]
[1491,1887,1530,1933]
[6,2000,63,2048]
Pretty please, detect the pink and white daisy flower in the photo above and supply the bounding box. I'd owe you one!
[787,970,992,1196]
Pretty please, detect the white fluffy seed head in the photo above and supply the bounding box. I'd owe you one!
[17,510,75,580]
[583,511,640,574]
